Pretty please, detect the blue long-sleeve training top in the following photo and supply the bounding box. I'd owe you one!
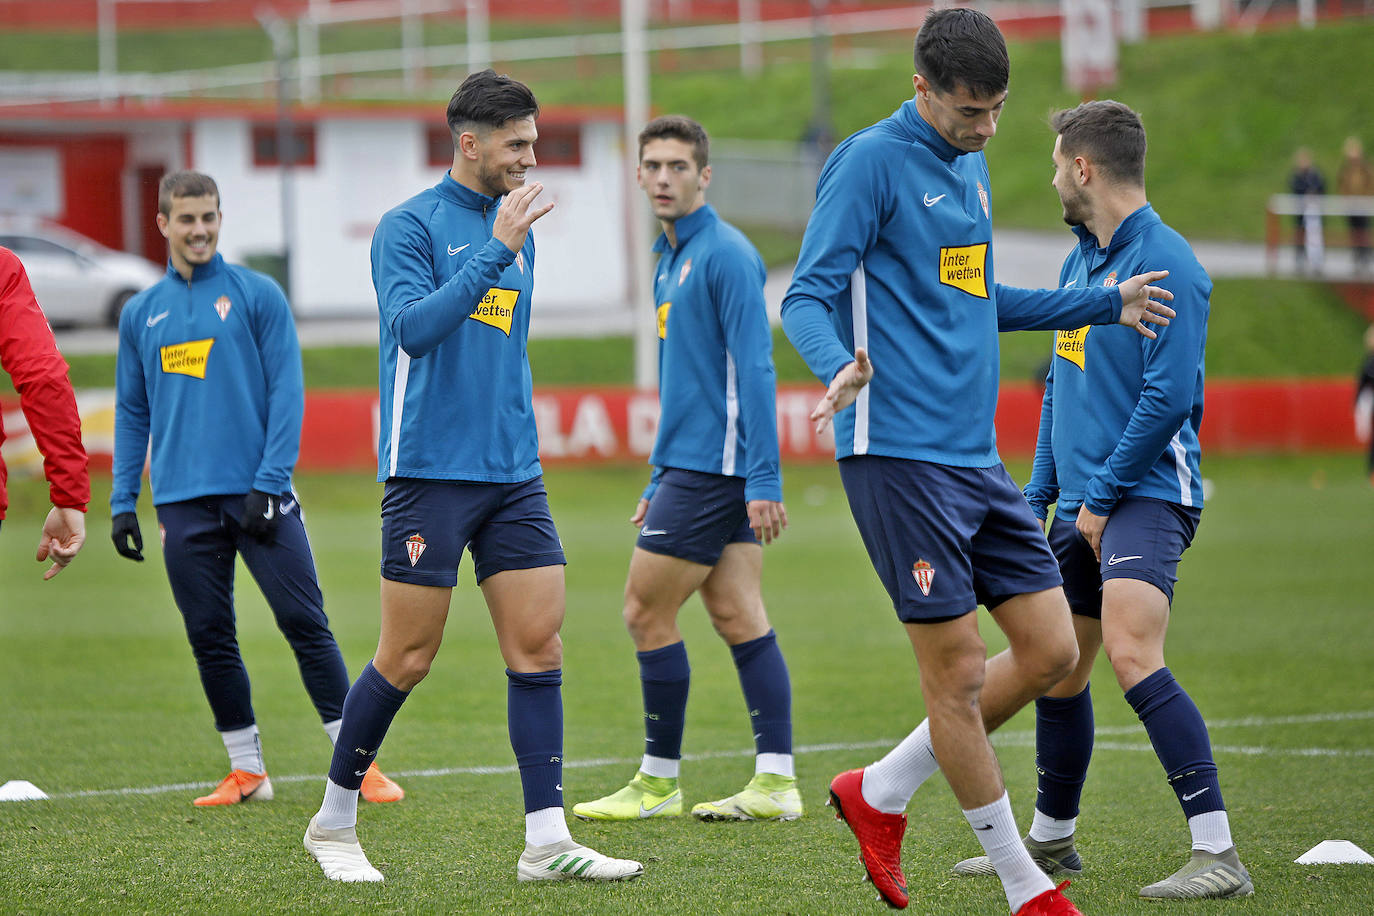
[1024,204,1209,518]
[111,253,302,513]
[644,204,782,503]
[372,172,540,483]
[781,98,1125,467]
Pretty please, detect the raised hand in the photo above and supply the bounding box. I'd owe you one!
[492,181,555,253]
[1116,269,1176,339]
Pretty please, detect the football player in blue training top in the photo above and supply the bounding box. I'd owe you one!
[781,9,1177,915]
[111,171,403,808]
[572,116,798,825]
[301,69,641,885]
[950,100,1252,900]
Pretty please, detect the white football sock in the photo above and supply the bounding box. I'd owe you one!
[1029,809,1077,842]
[221,724,264,774]
[525,806,571,847]
[640,754,680,779]
[965,792,1054,912]
[322,718,342,745]
[755,753,794,778]
[316,778,360,830]
[1189,809,1234,854]
[862,719,939,813]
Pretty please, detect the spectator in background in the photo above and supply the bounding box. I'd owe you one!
[0,246,88,579]
[1338,137,1374,274]
[1289,147,1326,274]
[1356,324,1374,484]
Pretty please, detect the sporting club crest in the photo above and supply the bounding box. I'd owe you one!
[911,559,935,597]
[405,533,427,567]
[679,258,693,285]
[213,296,232,321]
[977,181,990,218]
[1103,271,1118,287]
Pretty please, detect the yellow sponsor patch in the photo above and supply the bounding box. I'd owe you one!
[469,287,519,335]
[1055,325,1089,370]
[160,338,214,379]
[939,244,989,298]
[657,302,671,340]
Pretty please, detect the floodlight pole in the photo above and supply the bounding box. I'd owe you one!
[622,0,656,391]
[97,0,116,106]
[466,0,491,72]
[258,9,298,308]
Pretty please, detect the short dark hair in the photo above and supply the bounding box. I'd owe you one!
[1050,100,1147,188]
[914,8,1009,99]
[158,171,219,215]
[637,115,710,169]
[446,69,539,139]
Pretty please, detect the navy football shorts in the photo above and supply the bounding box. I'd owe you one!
[838,455,1062,622]
[1048,496,1201,618]
[635,467,756,567]
[380,476,565,587]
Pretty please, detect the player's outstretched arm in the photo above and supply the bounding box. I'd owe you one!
[1116,269,1176,339]
[747,500,788,545]
[810,348,874,435]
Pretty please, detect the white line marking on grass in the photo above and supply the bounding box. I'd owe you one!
[38,711,1374,801]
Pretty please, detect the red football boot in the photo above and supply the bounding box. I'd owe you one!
[828,768,909,909]
[1016,881,1084,915]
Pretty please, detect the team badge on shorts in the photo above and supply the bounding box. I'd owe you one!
[911,559,935,596]
[213,296,232,320]
[405,533,427,567]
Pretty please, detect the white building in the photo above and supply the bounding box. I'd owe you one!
[0,98,636,322]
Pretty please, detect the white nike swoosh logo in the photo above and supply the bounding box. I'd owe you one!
[448,243,470,256]
[1106,554,1143,566]
[354,769,367,777]
[146,311,169,327]
[1181,787,1210,801]
[279,499,297,515]
[639,795,677,817]
[923,193,946,207]
[640,528,668,537]
[1063,280,1077,288]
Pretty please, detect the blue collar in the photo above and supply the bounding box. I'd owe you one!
[894,97,965,163]
[652,203,718,253]
[166,251,224,281]
[435,170,502,210]
[1072,203,1159,255]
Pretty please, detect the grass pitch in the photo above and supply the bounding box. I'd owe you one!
[1,456,1371,914]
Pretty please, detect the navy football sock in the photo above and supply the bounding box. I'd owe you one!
[637,641,691,761]
[1034,685,1094,819]
[1125,667,1225,818]
[730,629,793,755]
[507,668,564,813]
[326,661,409,790]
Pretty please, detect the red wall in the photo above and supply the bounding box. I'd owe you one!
[0,133,127,251]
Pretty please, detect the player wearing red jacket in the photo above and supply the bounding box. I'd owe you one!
[0,246,89,578]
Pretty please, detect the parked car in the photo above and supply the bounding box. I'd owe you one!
[0,220,164,327]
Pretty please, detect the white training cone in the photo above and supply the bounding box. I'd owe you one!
[0,780,50,801]
[1295,840,1374,865]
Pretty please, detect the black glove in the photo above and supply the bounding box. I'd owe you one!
[240,489,281,543]
[111,512,144,561]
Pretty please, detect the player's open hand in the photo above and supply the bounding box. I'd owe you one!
[811,348,874,435]
[630,497,650,528]
[747,499,788,545]
[36,506,85,580]
[492,181,555,254]
[1116,269,1175,339]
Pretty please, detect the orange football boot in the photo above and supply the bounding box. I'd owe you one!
[193,769,273,806]
[360,762,404,803]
